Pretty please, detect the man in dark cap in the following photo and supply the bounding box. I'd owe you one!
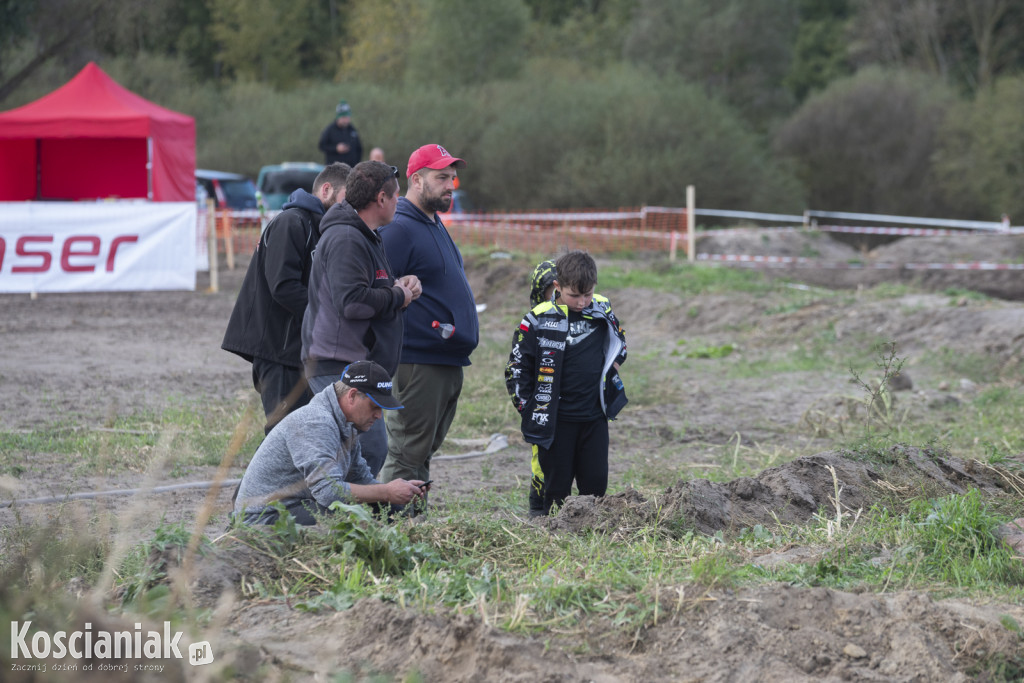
[233,360,429,525]
[318,99,363,166]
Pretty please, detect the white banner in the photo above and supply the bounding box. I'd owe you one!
[0,202,196,292]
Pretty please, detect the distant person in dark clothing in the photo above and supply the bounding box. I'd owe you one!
[377,144,479,506]
[318,100,362,167]
[222,163,352,435]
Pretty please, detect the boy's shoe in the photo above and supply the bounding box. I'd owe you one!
[528,508,547,518]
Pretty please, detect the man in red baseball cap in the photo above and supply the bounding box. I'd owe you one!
[405,143,466,180]
[377,145,479,514]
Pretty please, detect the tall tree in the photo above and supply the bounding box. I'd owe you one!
[785,0,852,101]
[0,0,107,103]
[524,0,635,70]
[210,0,344,86]
[775,68,956,216]
[850,0,1024,91]
[623,0,799,127]
[340,0,422,83]
[405,0,530,88]
[935,75,1024,221]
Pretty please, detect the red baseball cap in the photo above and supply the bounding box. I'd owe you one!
[407,144,467,177]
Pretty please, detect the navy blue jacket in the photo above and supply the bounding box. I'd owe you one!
[222,189,325,367]
[379,197,479,366]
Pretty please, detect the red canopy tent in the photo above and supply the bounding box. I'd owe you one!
[0,62,195,202]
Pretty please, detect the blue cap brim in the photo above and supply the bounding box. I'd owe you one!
[366,393,403,410]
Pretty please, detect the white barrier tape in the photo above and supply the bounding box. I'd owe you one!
[807,209,1007,231]
[694,208,803,222]
[700,225,1024,237]
[447,220,676,240]
[447,211,647,222]
[447,214,1022,239]
[697,253,1024,270]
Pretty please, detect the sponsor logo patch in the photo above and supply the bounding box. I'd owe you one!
[538,338,565,350]
[539,367,554,374]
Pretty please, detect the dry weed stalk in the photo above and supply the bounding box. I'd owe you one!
[816,464,862,541]
[873,479,911,494]
[976,460,1024,497]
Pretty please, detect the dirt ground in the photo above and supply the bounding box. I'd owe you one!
[2,230,1024,681]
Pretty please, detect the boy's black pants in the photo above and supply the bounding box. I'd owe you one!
[537,417,609,514]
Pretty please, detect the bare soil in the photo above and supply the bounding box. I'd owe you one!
[2,231,1024,682]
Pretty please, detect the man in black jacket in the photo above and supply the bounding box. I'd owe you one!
[222,162,351,434]
[318,100,362,167]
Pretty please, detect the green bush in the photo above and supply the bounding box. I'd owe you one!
[935,75,1024,222]
[775,67,958,217]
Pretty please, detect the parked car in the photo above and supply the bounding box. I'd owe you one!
[256,162,324,211]
[195,169,259,211]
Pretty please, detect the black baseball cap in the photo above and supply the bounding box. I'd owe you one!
[341,361,403,410]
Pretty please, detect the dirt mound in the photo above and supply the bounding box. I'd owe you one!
[219,583,1024,682]
[547,446,1017,536]
[698,230,1024,300]
[698,230,862,261]
[871,234,1024,265]
[633,584,1022,682]
[222,598,618,681]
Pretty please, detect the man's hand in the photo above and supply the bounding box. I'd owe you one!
[335,143,350,153]
[396,275,422,308]
[384,479,426,505]
[398,275,422,301]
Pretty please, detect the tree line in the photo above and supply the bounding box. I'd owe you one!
[2,0,1022,220]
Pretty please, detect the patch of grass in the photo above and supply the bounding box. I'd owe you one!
[943,287,991,302]
[729,326,848,377]
[914,490,1024,586]
[862,281,916,299]
[674,342,736,359]
[116,520,201,615]
[928,347,1016,384]
[0,511,110,588]
[894,386,1024,462]
[598,261,781,296]
[0,397,264,477]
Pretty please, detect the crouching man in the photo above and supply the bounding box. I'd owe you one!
[233,360,428,525]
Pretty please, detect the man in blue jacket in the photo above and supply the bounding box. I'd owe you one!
[222,162,351,434]
[378,145,480,506]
